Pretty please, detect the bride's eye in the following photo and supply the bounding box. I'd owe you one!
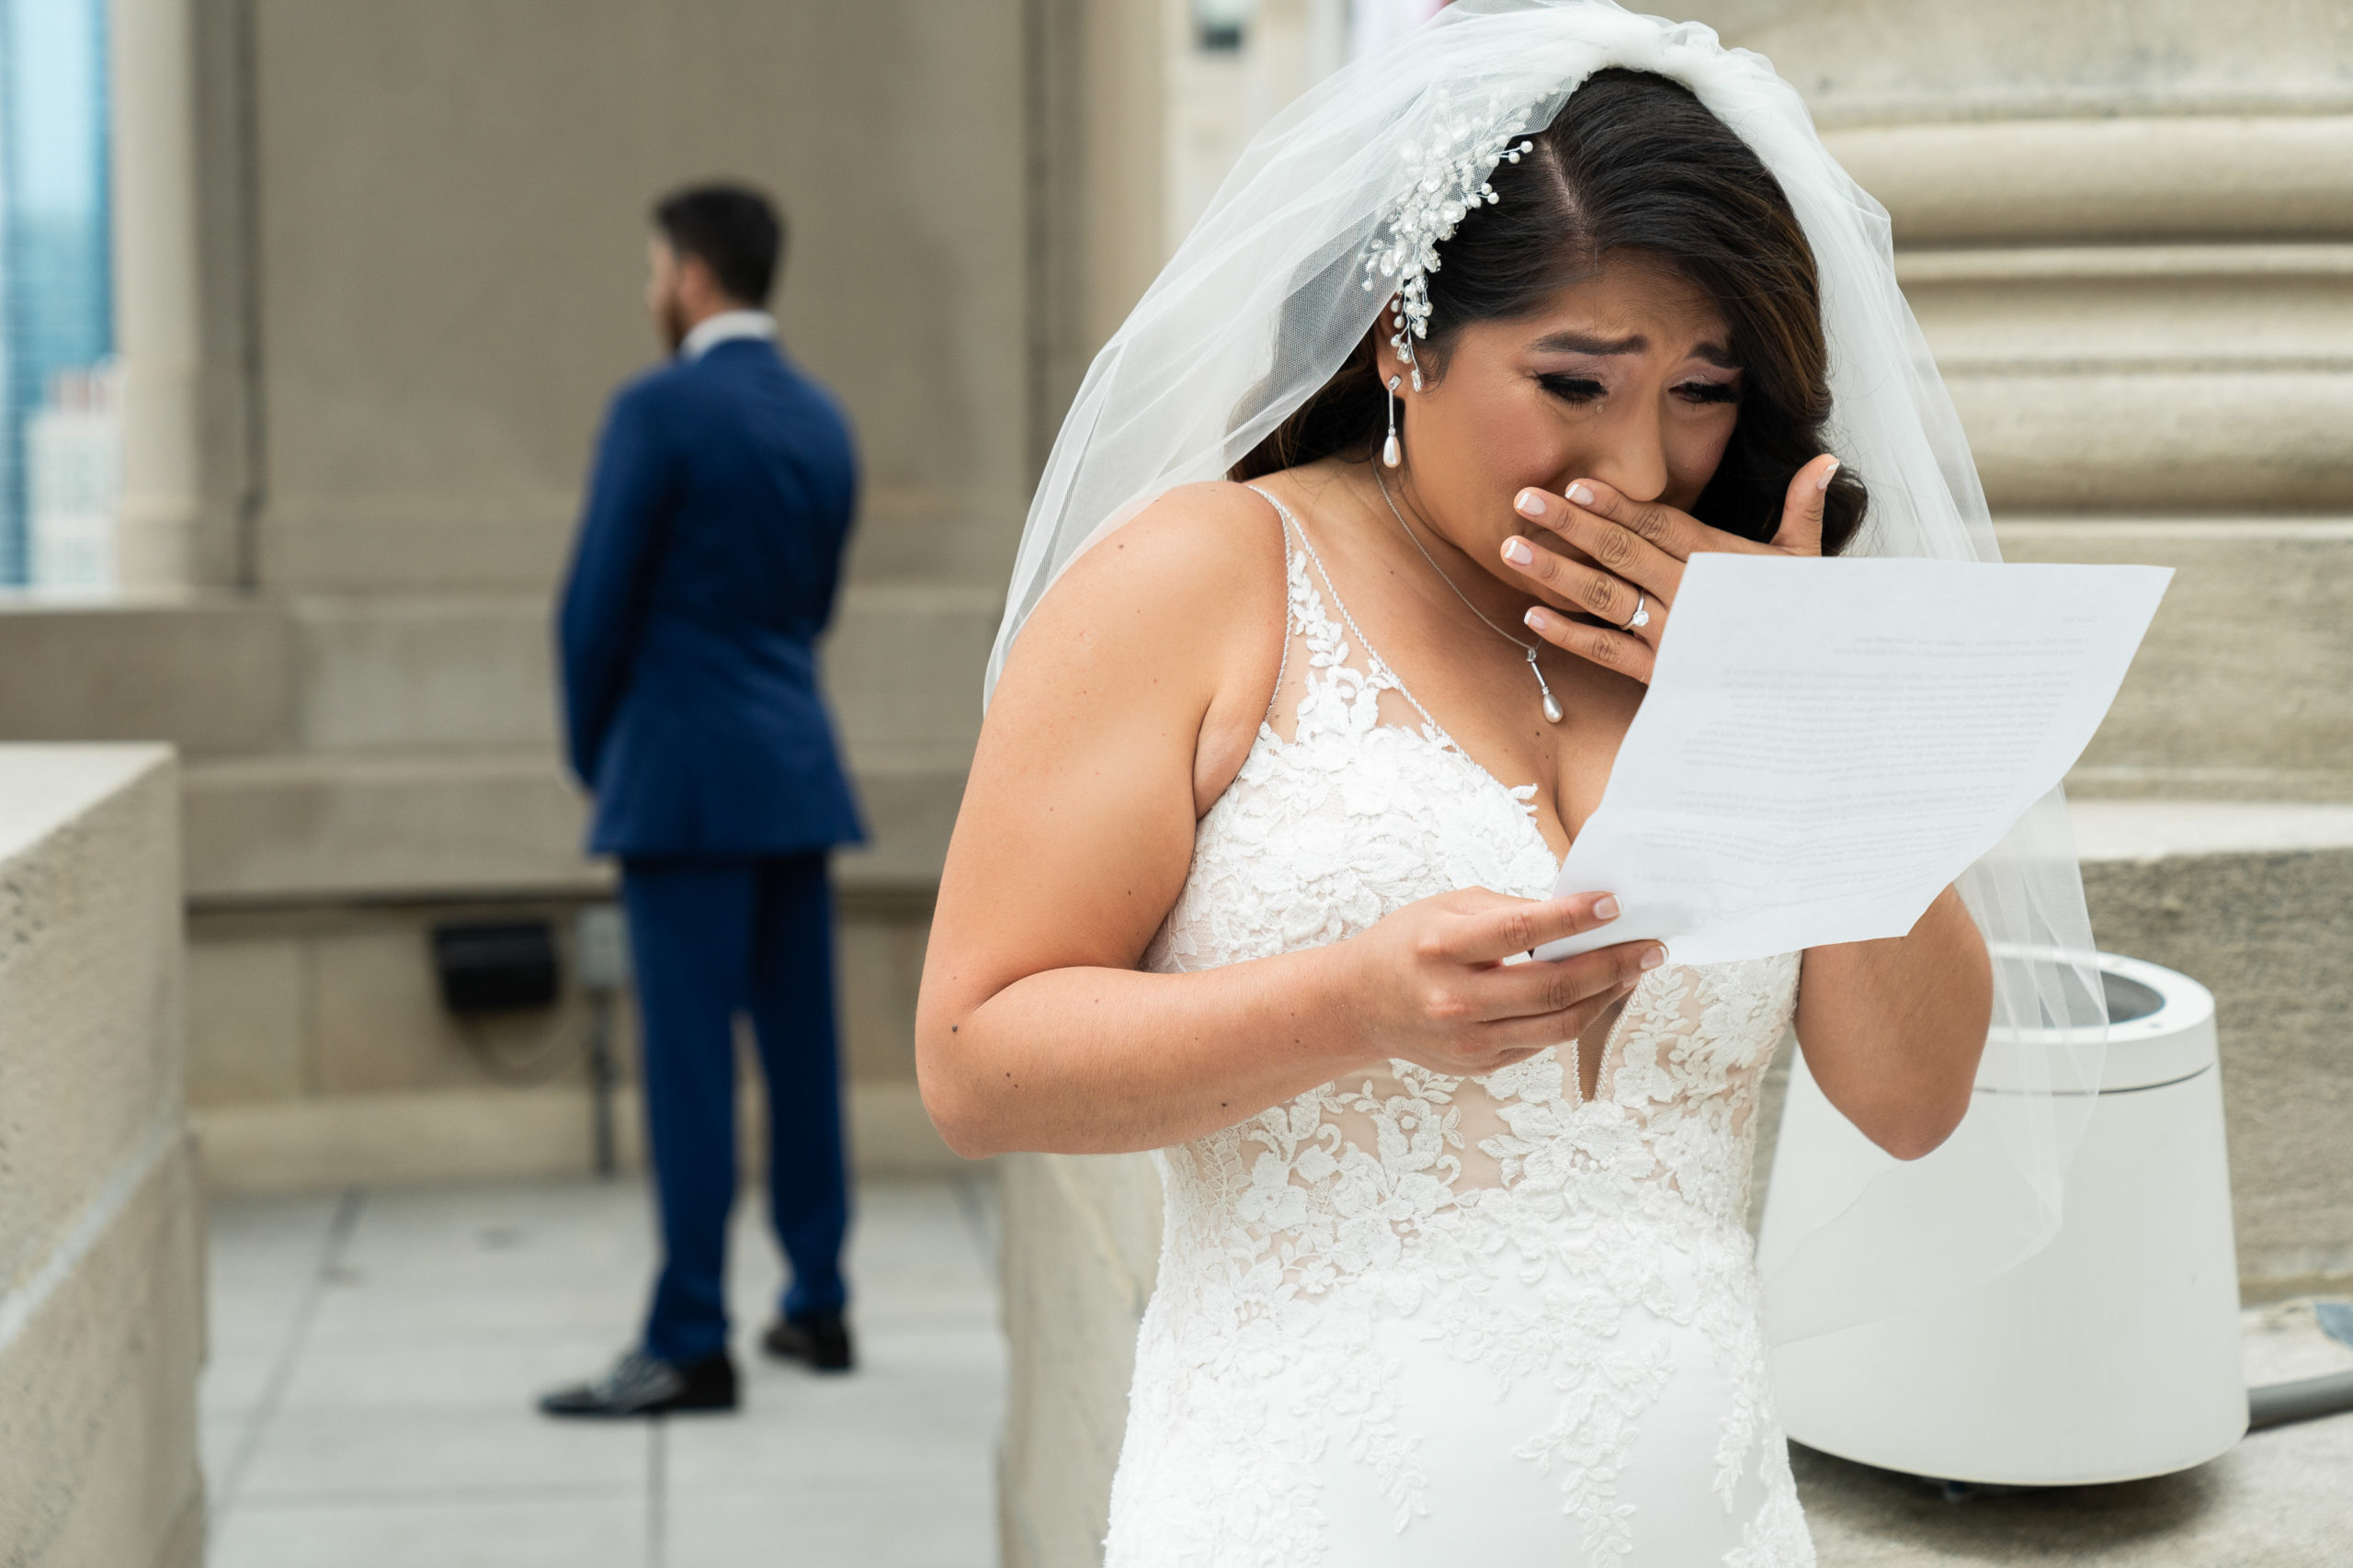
[1675,380,1741,405]
[1539,373,1608,404]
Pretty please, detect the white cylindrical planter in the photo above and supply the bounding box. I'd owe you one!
[1760,954,2245,1484]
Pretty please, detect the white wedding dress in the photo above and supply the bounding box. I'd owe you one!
[1102,492,1815,1566]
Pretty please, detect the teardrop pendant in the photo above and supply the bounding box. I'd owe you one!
[1381,431,1402,468]
[1528,645,1563,723]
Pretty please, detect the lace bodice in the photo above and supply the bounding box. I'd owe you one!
[1108,489,1813,1567]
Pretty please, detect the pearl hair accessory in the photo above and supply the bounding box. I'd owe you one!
[1361,88,1537,391]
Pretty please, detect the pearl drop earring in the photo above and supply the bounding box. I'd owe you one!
[1382,375,1404,469]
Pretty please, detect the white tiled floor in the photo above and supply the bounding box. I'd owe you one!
[202,1175,1005,1568]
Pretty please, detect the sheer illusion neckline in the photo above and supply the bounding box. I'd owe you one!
[1243,483,1637,1109]
[1244,484,1560,862]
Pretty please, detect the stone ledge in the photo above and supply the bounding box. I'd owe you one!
[0,599,290,756]
[2071,801,2353,861]
[191,1079,972,1195]
[270,583,995,756]
[182,748,603,903]
[0,743,201,1568]
[1953,372,2353,510]
[0,746,185,1290]
[1995,522,2353,784]
[180,747,970,903]
[1900,243,2353,285]
[1824,116,2353,244]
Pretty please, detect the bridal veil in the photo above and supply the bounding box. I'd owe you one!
[988,0,2110,1343]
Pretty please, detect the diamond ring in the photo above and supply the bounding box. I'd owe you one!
[1623,593,1651,631]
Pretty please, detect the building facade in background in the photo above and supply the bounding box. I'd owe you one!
[0,0,114,588]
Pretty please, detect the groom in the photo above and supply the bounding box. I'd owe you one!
[541,183,865,1417]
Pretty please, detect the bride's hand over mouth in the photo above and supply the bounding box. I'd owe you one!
[1498,451,1842,685]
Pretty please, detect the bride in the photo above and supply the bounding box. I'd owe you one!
[918,4,2105,1562]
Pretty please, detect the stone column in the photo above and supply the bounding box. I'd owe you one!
[108,0,213,590]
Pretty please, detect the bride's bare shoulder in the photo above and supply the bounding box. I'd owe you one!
[995,481,1286,707]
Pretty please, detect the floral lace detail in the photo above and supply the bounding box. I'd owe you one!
[1105,491,1813,1567]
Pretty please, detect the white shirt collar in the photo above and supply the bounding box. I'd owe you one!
[679,309,778,361]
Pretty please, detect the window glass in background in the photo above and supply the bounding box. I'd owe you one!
[1,0,115,593]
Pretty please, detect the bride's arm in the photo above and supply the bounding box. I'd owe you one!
[1793,886,1994,1161]
[916,484,1653,1159]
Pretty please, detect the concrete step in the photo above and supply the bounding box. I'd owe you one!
[1996,519,2353,800]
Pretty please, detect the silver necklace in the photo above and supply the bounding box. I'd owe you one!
[1374,470,1563,724]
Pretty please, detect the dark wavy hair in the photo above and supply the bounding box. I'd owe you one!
[1231,69,1866,554]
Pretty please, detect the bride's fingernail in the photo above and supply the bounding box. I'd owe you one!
[1566,481,1596,506]
[1815,458,1840,492]
[1524,607,1552,632]
[1502,537,1534,565]
[1514,489,1546,518]
[1641,945,1667,970]
[1594,895,1620,921]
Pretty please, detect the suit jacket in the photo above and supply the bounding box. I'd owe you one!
[558,336,865,857]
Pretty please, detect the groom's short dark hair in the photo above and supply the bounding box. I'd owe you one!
[654,183,785,306]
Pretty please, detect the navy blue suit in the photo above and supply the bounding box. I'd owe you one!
[559,332,862,1365]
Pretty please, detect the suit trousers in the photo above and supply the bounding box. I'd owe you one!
[621,854,850,1365]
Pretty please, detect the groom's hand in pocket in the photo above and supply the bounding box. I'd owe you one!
[1339,887,1665,1077]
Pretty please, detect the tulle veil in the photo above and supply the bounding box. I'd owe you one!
[986,0,2109,1343]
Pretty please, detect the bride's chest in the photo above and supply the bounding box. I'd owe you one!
[1147,722,1560,972]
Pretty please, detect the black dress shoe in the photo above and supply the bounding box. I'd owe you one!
[539,1348,738,1417]
[761,1311,855,1372]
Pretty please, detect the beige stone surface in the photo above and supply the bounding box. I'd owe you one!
[1688,0,2353,123]
[108,0,223,590]
[1905,244,2353,510]
[192,1078,963,1195]
[180,750,598,902]
[1795,1412,2353,1568]
[243,0,1029,597]
[0,745,204,1568]
[186,936,305,1108]
[2081,846,2353,1297]
[291,596,560,753]
[998,1152,1163,1568]
[1828,117,2353,242]
[840,892,934,1085]
[1959,376,2353,513]
[0,600,290,756]
[0,747,186,1290]
[1995,523,2353,795]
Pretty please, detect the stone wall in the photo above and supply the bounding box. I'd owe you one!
[26,0,1057,1188]
[0,745,204,1568]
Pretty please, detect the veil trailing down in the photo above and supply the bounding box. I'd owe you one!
[992,0,2108,1351]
